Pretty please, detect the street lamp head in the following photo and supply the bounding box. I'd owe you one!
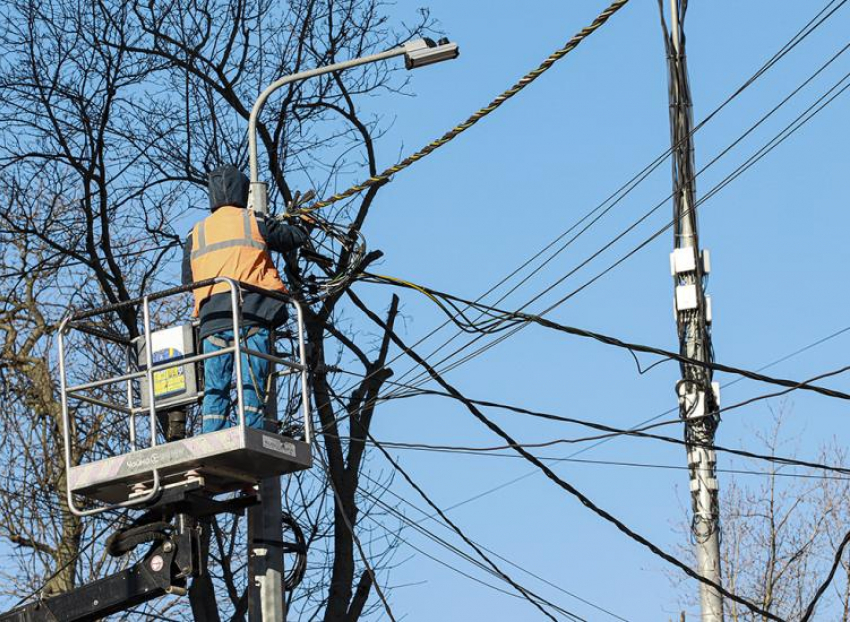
[403,37,459,70]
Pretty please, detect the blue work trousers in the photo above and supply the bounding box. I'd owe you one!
[202,327,270,433]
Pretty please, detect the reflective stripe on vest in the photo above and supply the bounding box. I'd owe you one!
[191,209,266,261]
[190,206,287,317]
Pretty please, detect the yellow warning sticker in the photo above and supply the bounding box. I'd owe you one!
[152,347,186,398]
[154,366,186,397]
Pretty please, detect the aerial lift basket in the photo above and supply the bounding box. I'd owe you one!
[58,277,313,517]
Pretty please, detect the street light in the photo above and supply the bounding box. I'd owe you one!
[243,37,458,622]
[402,37,460,70]
[247,37,460,213]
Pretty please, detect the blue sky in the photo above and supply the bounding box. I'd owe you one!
[4,1,844,619]
[339,1,850,619]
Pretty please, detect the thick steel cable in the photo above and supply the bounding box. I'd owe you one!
[298,0,631,215]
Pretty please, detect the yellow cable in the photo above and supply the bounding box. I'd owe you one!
[298,0,630,215]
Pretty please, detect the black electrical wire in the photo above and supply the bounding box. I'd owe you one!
[297,303,850,581]
[318,287,850,486]
[357,446,850,483]
[308,0,850,424]
[383,28,850,394]
[380,23,847,400]
[355,294,790,622]
[352,478,597,622]
[352,496,589,621]
[307,464,596,621]
[282,212,369,304]
[316,310,850,470]
[400,63,850,392]
[311,447,398,622]
[319,354,850,482]
[358,455,842,622]
[338,417,572,622]
[438,325,850,520]
[320,384,850,478]
[281,511,308,590]
[374,421,783,621]
[356,471,633,622]
[359,277,850,406]
[799,528,850,622]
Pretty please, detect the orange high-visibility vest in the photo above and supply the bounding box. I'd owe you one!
[190,206,287,317]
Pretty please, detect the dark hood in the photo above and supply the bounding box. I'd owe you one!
[208,165,249,211]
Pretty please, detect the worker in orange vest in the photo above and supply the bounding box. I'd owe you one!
[182,165,309,433]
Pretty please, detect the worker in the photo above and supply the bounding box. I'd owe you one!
[182,164,309,433]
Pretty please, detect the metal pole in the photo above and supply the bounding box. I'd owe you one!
[246,47,406,213]
[247,47,405,183]
[246,51,403,620]
[248,344,286,622]
[244,45,415,621]
[665,2,724,620]
[248,179,284,620]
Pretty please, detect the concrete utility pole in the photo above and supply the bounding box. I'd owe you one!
[663,1,724,620]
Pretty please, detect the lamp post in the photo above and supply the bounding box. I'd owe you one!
[244,36,458,622]
[247,37,459,214]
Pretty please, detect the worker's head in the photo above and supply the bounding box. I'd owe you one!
[208,165,249,211]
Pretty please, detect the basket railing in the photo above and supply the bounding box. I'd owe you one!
[58,277,311,517]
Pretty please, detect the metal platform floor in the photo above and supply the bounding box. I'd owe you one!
[69,427,312,504]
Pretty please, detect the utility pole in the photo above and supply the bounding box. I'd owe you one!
[248,189,286,622]
[662,1,724,620]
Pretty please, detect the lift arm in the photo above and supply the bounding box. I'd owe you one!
[0,521,200,622]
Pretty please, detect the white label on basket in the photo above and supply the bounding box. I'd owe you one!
[262,436,297,458]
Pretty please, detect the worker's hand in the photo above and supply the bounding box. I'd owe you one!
[296,212,321,235]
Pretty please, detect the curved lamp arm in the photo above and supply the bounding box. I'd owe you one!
[246,38,459,213]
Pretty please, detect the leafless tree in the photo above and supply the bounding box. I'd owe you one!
[0,0,434,618]
[672,406,850,621]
